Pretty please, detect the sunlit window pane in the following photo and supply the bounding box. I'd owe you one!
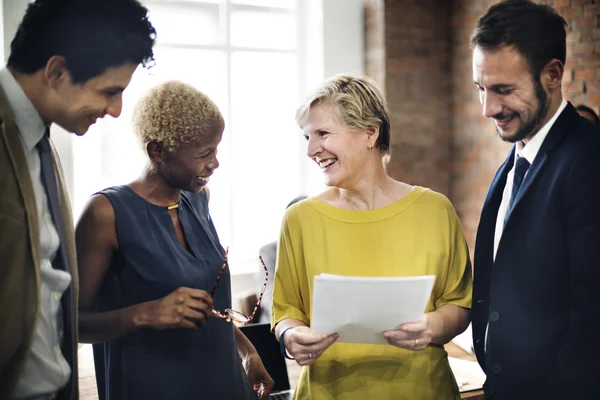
[147,48,229,116]
[230,51,299,262]
[230,10,296,50]
[231,0,296,9]
[147,3,220,45]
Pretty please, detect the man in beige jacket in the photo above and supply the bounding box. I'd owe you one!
[0,1,155,398]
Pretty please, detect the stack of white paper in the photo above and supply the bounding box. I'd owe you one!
[311,274,436,345]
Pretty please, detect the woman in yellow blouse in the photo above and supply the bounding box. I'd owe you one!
[272,74,472,400]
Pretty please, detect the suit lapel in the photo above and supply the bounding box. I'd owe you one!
[0,88,41,287]
[505,103,576,221]
[481,146,515,226]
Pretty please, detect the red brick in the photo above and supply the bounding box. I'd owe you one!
[594,28,600,40]
[566,30,582,43]
[583,3,600,17]
[563,68,574,82]
[566,94,585,105]
[582,54,600,66]
[595,42,600,53]
[554,0,571,7]
[564,80,585,93]
[565,57,583,68]
[570,16,597,30]
[574,68,597,80]
[559,5,582,19]
[582,29,594,41]
[572,0,594,5]
[588,94,600,107]
[586,80,600,94]
[572,42,595,55]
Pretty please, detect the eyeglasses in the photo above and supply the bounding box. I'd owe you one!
[210,247,268,324]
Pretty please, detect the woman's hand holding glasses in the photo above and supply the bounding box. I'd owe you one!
[284,326,339,366]
[133,287,214,330]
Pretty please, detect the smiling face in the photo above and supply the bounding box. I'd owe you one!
[49,61,138,135]
[156,118,224,193]
[303,102,375,189]
[472,45,551,143]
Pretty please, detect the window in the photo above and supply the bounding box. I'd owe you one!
[70,0,307,273]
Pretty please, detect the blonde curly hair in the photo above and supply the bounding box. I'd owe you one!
[133,80,223,150]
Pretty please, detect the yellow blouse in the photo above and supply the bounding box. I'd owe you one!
[271,187,472,400]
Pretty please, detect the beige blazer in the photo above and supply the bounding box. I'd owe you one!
[0,86,79,399]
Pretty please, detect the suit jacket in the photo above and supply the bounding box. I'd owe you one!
[472,103,600,400]
[0,86,79,399]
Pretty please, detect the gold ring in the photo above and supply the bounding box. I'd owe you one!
[308,352,313,359]
[415,338,419,346]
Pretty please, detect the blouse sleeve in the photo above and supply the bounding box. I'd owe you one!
[270,212,310,331]
[434,206,473,309]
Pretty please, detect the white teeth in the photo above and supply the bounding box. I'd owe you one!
[318,159,337,168]
[197,176,209,181]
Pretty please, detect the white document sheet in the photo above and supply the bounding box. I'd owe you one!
[311,274,436,345]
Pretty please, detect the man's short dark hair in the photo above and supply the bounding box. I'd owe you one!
[7,0,156,84]
[576,104,600,127]
[471,0,567,80]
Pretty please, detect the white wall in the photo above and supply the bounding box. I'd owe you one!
[300,0,364,196]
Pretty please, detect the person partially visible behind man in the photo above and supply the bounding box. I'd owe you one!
[576,104,600,127]
[470,1,600,399]
[0,0,156,399]
[257,195,307,323]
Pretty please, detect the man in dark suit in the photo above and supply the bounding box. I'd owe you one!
[470,1,600,399]
[0,1,155,399]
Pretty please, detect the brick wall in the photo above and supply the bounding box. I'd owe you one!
[365,0,600,253]
[450,0,600,251]
[366,0,453,195]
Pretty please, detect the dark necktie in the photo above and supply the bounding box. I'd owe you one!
[37,130,66,255]
[36,129,78,399]
[504,155,530,226]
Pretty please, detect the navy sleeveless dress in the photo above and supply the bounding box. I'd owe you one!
[92,185,257,400]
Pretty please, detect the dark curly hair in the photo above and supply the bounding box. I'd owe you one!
[7,0,156,84]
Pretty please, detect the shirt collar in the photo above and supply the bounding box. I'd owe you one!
[516,98,568,164]
[0,67,47,151]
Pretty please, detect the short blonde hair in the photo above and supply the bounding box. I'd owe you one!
[133,80,223,150]
[295,73,390,156]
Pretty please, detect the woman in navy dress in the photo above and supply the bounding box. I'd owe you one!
[75,81,274,399]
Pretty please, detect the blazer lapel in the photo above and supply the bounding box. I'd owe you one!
[506,103,576,220]
[482,146,515,221]
[0,88,41,286]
